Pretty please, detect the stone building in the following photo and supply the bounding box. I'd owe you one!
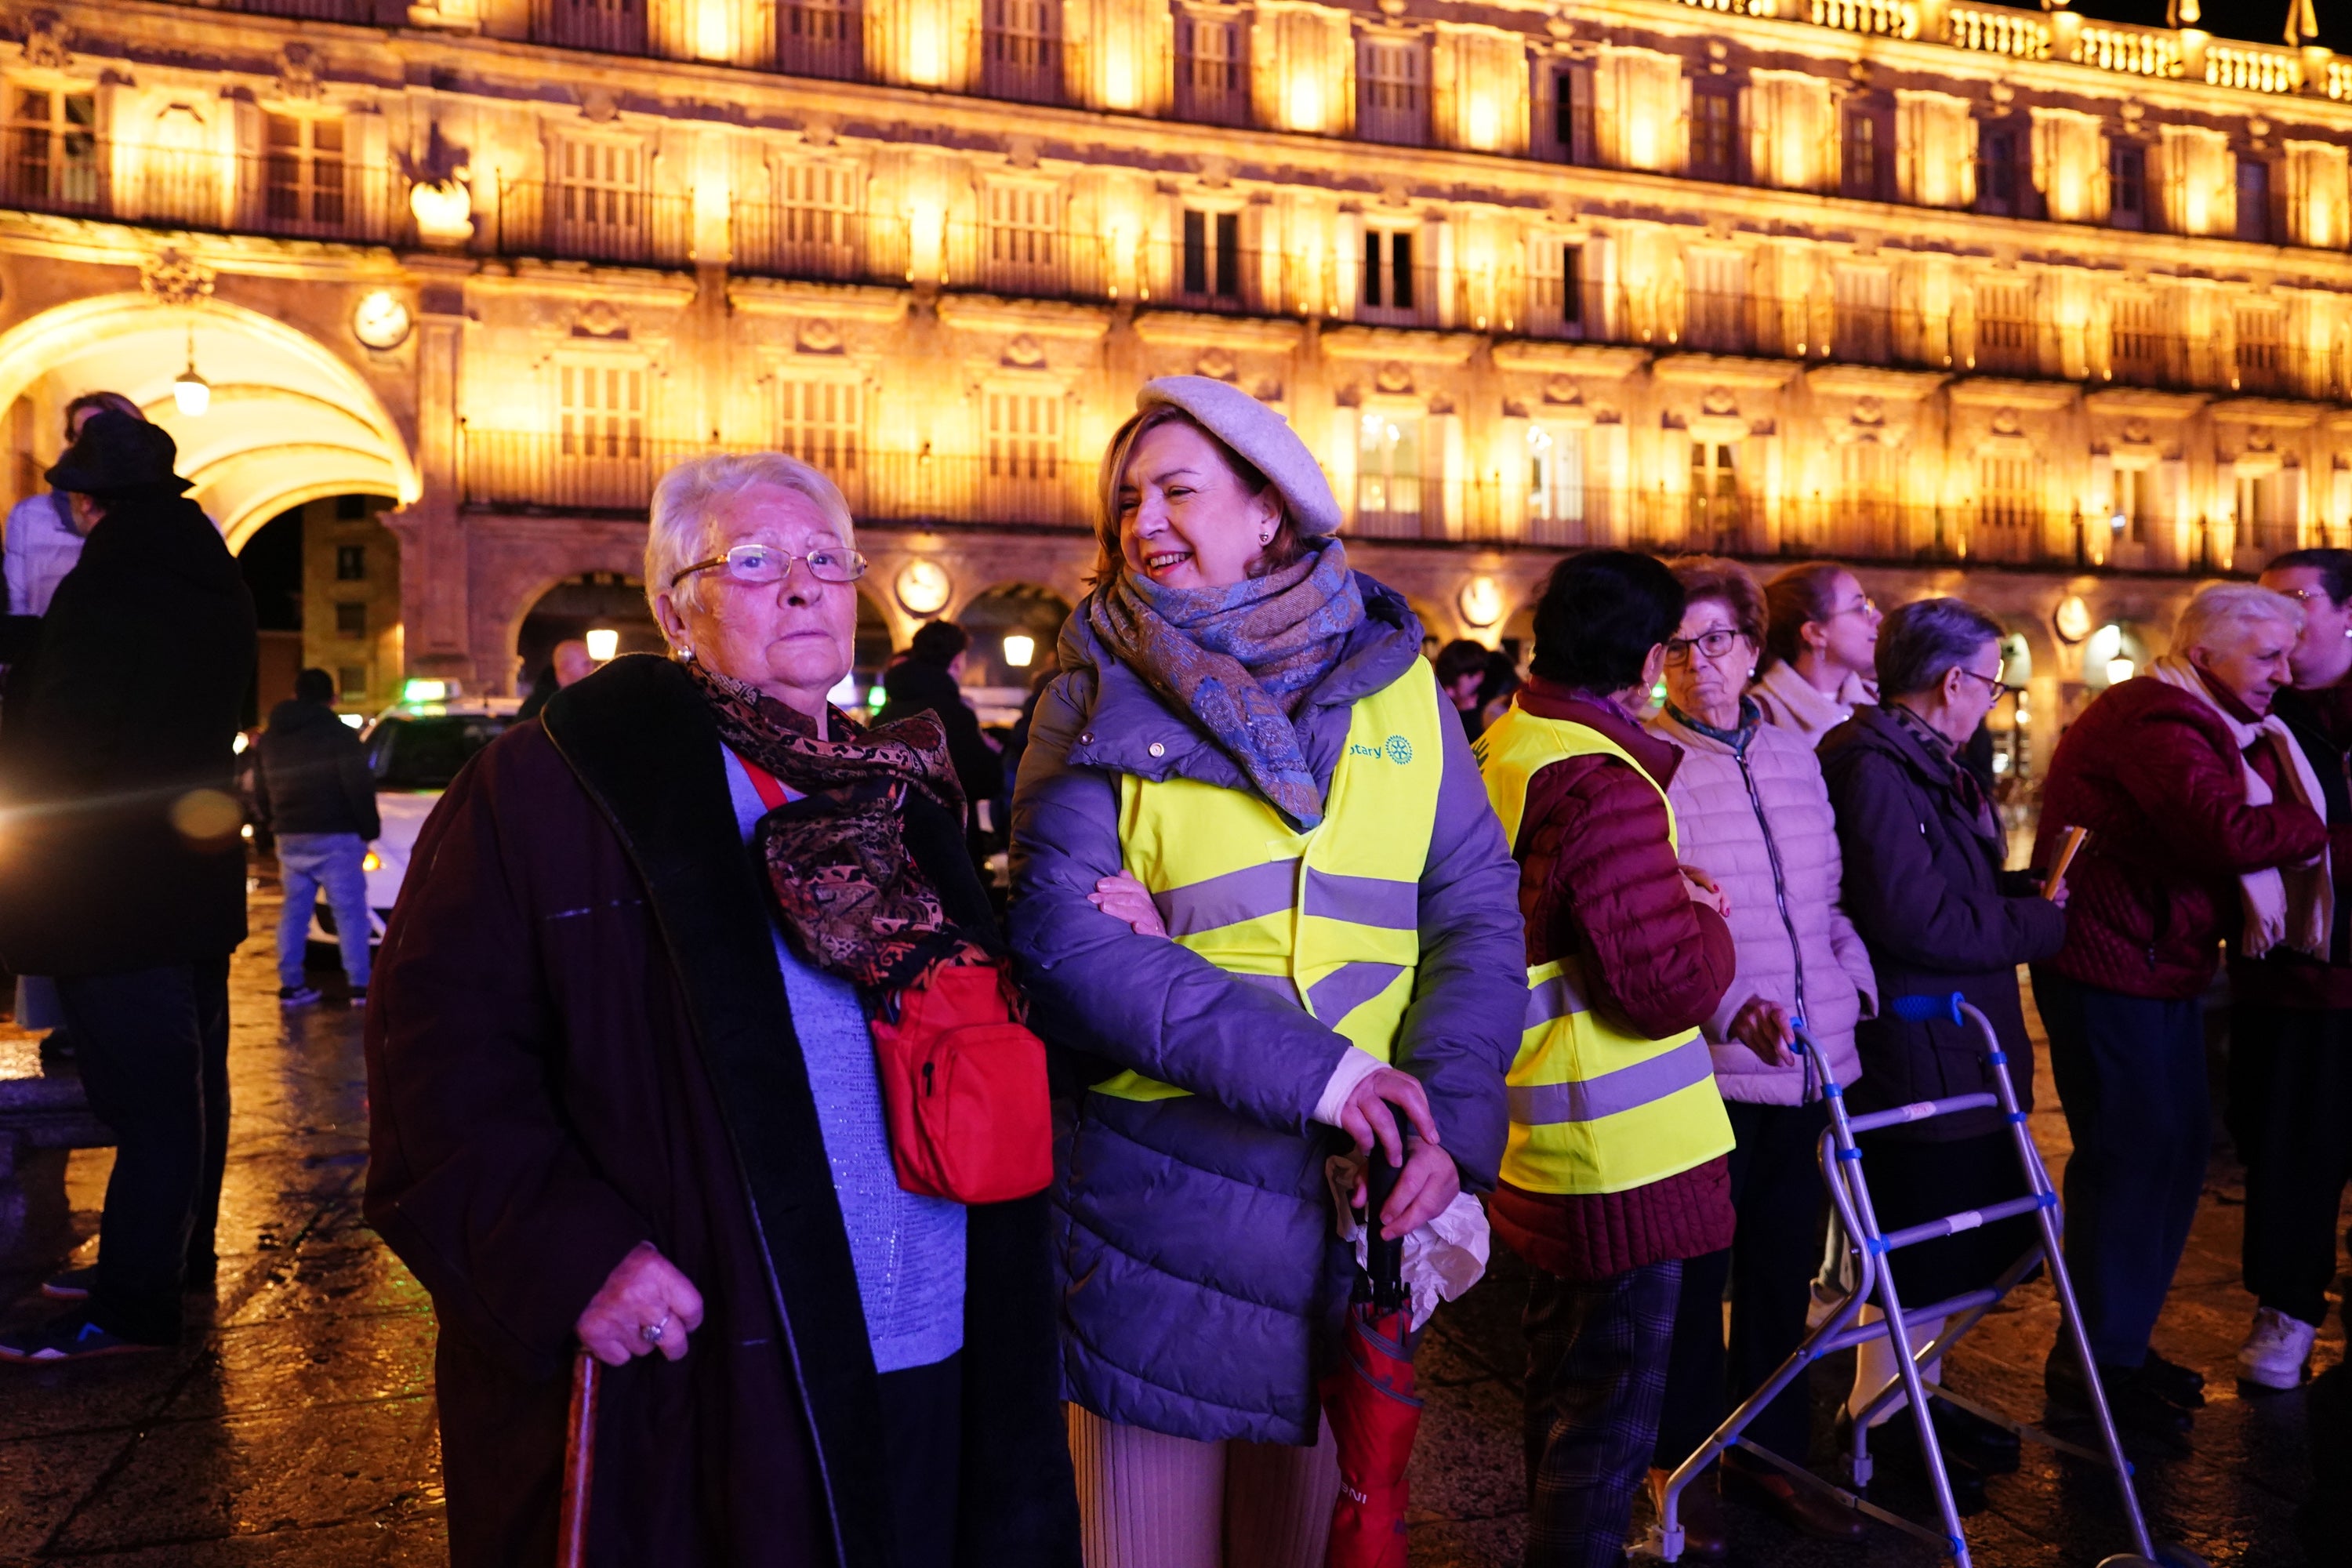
[0,0,2347,773]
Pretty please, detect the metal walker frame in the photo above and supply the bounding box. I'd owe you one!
[1644,993,2205,1568]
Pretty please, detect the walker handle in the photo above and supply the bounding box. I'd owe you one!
[1890,992,1965,1025]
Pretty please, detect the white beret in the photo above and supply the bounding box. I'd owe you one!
[1135,376,1344,539]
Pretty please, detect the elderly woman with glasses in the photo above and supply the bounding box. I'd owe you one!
[1642,557,1875,1552]
[1816,597,2067,1507]
[364,452,1079,1568]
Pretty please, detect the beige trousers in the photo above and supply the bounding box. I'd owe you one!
[1065,1404,1342,1568]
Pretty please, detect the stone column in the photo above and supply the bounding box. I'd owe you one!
[386,255,476,687]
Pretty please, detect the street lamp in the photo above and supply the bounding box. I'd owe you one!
[172,326,211,418]
[1002,633,1036,669]
[584,627,619,663]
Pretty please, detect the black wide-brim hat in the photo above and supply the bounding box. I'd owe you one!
[45,410,193,496]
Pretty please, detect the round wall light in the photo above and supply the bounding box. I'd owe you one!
[895,558,951,616]
[2053,593,2093,645]
[1457,575,1504,630]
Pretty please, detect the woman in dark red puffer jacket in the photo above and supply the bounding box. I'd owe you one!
[2031,583,2326,1432]
[1477,550,1740,1568]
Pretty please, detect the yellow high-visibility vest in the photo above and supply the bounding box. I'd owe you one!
[1474,703,1734,1195]
[1095,665,1446,1101]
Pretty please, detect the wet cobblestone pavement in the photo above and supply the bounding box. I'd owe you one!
[0,884,2341,1565]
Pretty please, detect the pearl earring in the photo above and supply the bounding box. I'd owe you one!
[1260,531,1272,545]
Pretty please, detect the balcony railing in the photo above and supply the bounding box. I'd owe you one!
[491,180,694,267]
[0,143,405,242]
[463,433,1094,527]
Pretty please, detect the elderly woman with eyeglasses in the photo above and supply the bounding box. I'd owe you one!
[1642,557,1875,1552]
[1817,597,2067,1507]
[364,452,1079,1568]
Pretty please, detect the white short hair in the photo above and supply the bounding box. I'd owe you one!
[644,452,855,615]
[2169,582,2303,659]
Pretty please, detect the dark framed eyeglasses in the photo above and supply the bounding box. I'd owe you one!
[1664,628,1745,664]
[670,543,867,589]
[1957,667,2013,702]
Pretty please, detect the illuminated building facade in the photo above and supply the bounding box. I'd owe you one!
[0,0,2347,768]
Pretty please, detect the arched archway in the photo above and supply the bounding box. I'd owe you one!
[0,293,417,550]
[956,583,1075,699]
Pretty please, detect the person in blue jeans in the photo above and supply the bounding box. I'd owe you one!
[254,667,381,1007]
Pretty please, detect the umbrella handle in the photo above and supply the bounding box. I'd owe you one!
[557,1346,599,1568]
[1365,1142,1406,1315]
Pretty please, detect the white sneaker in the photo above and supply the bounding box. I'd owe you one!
[2238,1307,2317,1391]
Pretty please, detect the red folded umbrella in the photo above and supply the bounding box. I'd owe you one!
[1321,1148,1423,1568]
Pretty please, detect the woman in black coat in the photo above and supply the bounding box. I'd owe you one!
[1817,597,2067,1501]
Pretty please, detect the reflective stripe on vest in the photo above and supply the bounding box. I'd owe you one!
[1475,703,1735,1196]
[1094,664,1446,1102]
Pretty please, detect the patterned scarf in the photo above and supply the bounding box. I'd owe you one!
[1087,539,1365,827]
[689,662,990,1013]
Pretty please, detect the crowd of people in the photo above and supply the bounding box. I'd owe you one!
[0,373,2344,1568]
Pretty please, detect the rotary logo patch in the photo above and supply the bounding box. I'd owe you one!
[1384,735,1414,765]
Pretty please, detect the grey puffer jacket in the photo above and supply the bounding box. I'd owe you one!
[1009,575,1524,1446]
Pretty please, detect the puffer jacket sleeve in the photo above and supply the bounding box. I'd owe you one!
[1537,753,1737,1039]
[2111,702,2325,877]
[1829,747,2066,973]
[1008,670,1351,1138]
[1390,686,1526,1192]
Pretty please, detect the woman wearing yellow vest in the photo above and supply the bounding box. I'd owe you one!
[1474,550,1744,1568]
[1009,377,1525,1567]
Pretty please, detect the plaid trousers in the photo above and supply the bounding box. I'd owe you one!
[1522,1260,1682,1568]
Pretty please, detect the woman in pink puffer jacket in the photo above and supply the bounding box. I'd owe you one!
[1640,557,1878,1554]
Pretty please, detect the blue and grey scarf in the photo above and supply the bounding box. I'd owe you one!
[1087,538,1365,827]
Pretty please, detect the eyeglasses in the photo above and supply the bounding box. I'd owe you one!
[1829,594,1880,621]
[1664,629,1746,665]
[670,543,867,590]
[1956,668,2013,702]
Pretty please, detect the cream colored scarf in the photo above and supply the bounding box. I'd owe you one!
[2148,655,2332,960]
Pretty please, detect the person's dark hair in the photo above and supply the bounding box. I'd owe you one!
[1090,405,1307,585]
[1433,638,1489,686]
[61,390,140,443]
[2266,547,2352,607]
[1760,561,1850,670]
[1530,550,1683,695]
[294,667,336,706]
[1877,597,2005,699]
[908,619,970,668]
[1664,555,1766,648]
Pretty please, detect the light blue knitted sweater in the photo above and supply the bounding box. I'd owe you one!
[723,747,966,1374]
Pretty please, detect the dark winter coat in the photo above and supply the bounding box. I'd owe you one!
[2037,676,2328,1000]
[1819,706,2067,1141]
[0,491,255,975]
[876,659,1001,815]
[364,655,1079,1568]
[1009,578,1524,1446]
[1482,679,1738,1282]
[253,699,381,840]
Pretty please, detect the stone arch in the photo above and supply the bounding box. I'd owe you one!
[0,292,418,550]
[471,521,652,695]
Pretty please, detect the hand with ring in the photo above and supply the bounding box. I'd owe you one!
[575,1240,706,1368]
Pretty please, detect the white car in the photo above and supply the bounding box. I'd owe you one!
[307,698,521,950]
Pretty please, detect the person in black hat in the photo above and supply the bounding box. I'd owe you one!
[0,411,257,1363]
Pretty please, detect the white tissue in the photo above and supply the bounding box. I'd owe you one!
[1324,1153,1492,1331]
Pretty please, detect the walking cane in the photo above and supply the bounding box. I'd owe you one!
[557,1347,599,1568]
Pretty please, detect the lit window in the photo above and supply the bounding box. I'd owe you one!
[265,113,346,231]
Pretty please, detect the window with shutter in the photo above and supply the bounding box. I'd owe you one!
[1975,281,2033,375]
[1355,411,1425,537]
[1180,209,1243,303]
[778,0,858,78]
[264,113,346,233]
[777,379,862,477]
[6,87,96,212]
[985,390,1065,523]
[556,140,646,260]
[1358,38,1426,147]
[983,0,1063,104]
[985,185,1061,292]
[1176,12,1247,127]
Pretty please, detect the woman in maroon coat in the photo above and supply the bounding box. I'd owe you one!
[364,453,1078,1568]
[2033,583,2326,1434]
